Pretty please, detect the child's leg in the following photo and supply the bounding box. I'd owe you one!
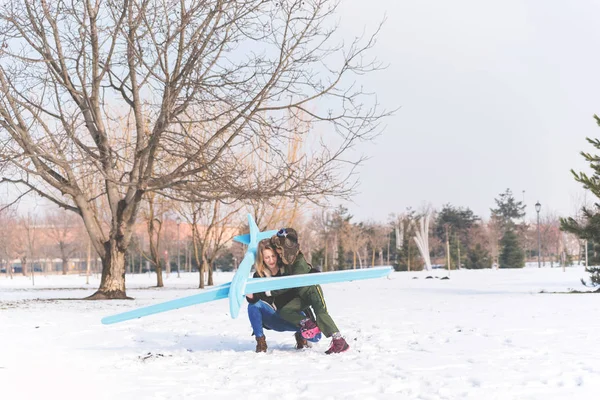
[277,297,306,326]
[297,285,339,337]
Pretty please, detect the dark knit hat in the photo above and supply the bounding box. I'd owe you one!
[270,228,300,265]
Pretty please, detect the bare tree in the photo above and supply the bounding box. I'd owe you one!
[203,201,240,286]
[391,210,421,271]
[346,222,366,269]
[290,210,323,265]
[0,206,16,278]
[9,216,32,276]
[247,199,303,230]
[486,218,502,267]
[539,212,562,267]
[243,115,308,231]
[148,202,166,286]
[309,210,335,271]
[19,214,38,282]
[183,199,241,288]
[44,209,82,275]
[141,191,172,287]
[0,0,386,298]
[363,221,388,267]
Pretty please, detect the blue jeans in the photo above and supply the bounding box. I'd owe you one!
[248,300,298,338]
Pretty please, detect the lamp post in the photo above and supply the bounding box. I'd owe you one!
[535,201,541,268]
[176,216,181,278]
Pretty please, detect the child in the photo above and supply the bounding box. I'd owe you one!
[270,228,349,354]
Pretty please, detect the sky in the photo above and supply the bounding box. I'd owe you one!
[334,0,600,223]
[3,0,600,225]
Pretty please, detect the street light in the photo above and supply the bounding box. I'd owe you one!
[535,201,541,268]
[176,216,181,278]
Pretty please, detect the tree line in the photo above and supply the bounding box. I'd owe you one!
[0,187,583,289]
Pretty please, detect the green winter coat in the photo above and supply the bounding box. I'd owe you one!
[271,252,340,337]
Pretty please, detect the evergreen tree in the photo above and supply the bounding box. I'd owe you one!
[331,205,351,271]
[435,204,480,268]
[214,251,235,272]
[336,242,346,270]
[499,229,525,268]
[435,204,479,241]
[464,243,492,269]
[490,188,526,230]
[560,115,600,286]
[491,189,526,268]
[393,208,421,271]
[311,248,325,270]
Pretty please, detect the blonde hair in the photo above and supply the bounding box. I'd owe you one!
[255,239,280,277]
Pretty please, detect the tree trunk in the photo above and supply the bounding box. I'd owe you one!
[193,237,204,289]
[86,241,130,299]
[185,244,189,272]
[156,262,164,287]
[149,229,164,287]
[198,261,205,289]
[207,258,214,286]
[21,256,28,276]
[324,239,328,272]
[62,257,68,275]
[407,241,411,272]
[333,234,337,271]
[147,216,164,287]
[86,239,91,285]
[202,252,210,287]
[371,248,375,267]
[166,247,171,276]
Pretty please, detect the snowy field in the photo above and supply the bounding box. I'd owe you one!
[1,266,599,400]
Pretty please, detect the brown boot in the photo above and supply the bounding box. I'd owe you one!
[255,335,267,353]
[294,331,309,349]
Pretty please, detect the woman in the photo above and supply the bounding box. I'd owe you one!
[246,239,321,353]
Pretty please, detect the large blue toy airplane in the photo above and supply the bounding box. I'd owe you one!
[101,214,393,325]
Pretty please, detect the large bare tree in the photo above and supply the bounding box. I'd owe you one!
[0,0,386,298]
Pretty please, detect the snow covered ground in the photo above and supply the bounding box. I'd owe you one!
[1,266,599,400]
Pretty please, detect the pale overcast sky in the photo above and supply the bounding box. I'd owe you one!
[335,0,600,223]
[3,0,599,225]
